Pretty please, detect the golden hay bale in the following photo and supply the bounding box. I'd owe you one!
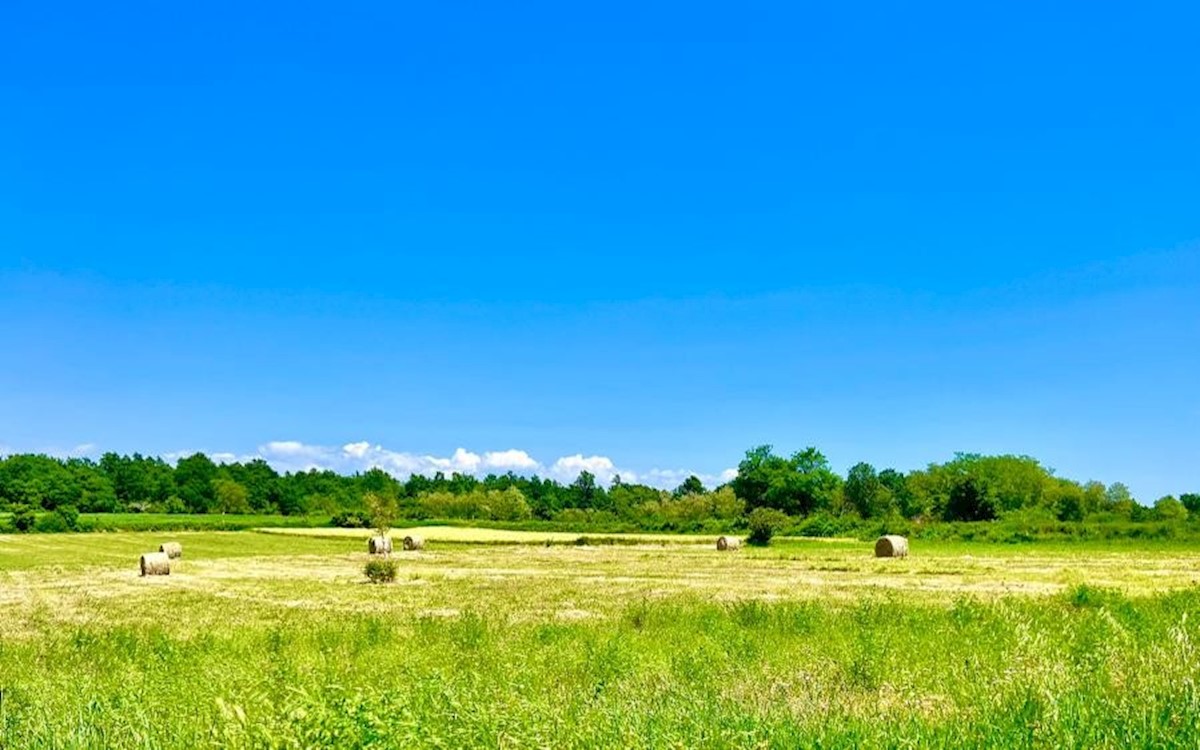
[402,535,425,551]
[368,535,393,555]
[139,551,171,576]
[159,542,183,559]
[874,535,909,558]
[716,535,742,551]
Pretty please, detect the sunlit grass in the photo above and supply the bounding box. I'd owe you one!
[1,531,1198,747]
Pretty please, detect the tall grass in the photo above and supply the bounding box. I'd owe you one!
[2,587,1198,747]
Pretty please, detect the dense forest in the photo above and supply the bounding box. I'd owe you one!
[0,447,1195,535]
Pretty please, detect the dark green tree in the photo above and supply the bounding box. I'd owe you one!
[945,477,995,522]
[174,453,219,513]
[844,462,895,518]
[570,471,599,510]
[674,475,705,497]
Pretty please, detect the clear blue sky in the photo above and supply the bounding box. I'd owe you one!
[2,1,1197,499]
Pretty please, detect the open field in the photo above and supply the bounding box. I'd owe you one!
[258,524,735,545]
[1,531,1199,747]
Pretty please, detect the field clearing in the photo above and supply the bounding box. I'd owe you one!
[257,524,751,545]
[2,530,1199,747]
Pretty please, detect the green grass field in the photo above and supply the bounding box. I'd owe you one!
[1,529,1198,747]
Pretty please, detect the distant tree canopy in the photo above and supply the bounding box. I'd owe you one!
[0,446,1190,530]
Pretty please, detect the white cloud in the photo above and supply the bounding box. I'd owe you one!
[262,440,323,458]
[549,454,629,484]
[68,443,98,457]
[450,448,482,473]
[635,467,738,490]
[483,449,540,471]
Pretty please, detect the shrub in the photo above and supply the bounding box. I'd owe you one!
[34,512,69,533]
[746,508,789,546]
[331,511,369,528]
[10,506,36,530]
[364,558,398,584]
[11,506,37,533]
[56,505,80,531]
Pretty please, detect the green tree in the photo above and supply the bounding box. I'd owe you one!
[365,491,398,536]
[844,462,895,518]
[1180,493,1200,515]
[99,452,174,508]
[768,449,841,516]
[1153,496,1188,522]
[730,445,780,510]
[1081,481,1107,516]
[570,471,599,509]
[878,469,919,518]
[1054,487,1085,522]
[0,454,80,510]
[212,478,251,514]
[675,475,705,497]
[732,445,841,517]
[945,477,994,522]
[224,459,282,513]
[1105,482,1134,510]
[174,453,218,513]
[485,487,533,521]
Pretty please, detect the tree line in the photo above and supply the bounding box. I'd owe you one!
[0,447,1195,532]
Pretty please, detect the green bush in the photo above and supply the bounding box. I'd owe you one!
[331,511,369,528]
[746,508,789,546]
[12,506,37,533]
[363,558,398,584]
[56,505,81,531]
[34,512,69,533]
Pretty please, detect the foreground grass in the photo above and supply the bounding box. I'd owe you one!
[1,532,1199,747]
[4,591,1199,748]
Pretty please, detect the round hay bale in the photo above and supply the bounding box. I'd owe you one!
[368,535,393,555]
[159,542,183,559]
[874,535,909,558]
[716,535,742,551]
[402,535,425,551]
[139,551,171,576]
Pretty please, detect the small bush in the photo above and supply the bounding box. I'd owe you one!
[746,508,789,546]
[34,513,69,533]
[12,506,37,533]
[56,505,81,531]
[331,511,369,528]
[364,558,398,584]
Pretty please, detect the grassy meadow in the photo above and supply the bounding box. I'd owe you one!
[0,530,1198,747]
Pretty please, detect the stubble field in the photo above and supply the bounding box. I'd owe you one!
[1,528,1198,748]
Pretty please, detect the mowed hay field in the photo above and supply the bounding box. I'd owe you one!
[1,531,1199,748]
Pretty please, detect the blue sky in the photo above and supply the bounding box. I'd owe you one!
[2,1,1198,499]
